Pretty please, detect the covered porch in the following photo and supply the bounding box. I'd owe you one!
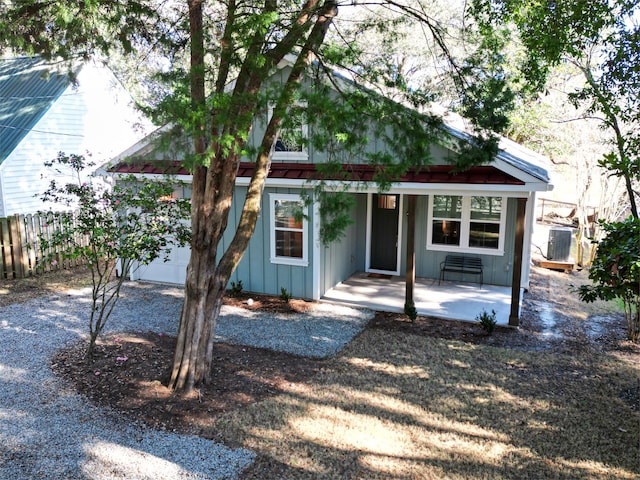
[321,272,516,327]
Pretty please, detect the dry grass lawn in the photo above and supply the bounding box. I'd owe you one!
[221,329,638,479]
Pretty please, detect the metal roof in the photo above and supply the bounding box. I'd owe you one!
[440,121,551,184]
[0,57,75,164]
[110,161,525,186]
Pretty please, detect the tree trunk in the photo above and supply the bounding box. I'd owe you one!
[169,1,338,393]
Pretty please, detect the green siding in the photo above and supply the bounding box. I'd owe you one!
[319,195,363,294]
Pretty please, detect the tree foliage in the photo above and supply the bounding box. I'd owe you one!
[470,0,640,217]
[577,218,640,342]
[40,153,191,355]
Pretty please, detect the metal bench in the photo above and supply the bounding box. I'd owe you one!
[439,255,483,286]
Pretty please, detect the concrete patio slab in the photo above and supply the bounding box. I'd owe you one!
[321,272,517,326]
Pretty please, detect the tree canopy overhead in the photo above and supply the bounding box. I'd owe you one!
[470,0,640,217]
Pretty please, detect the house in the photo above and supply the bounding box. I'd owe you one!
[106,63,553,326]
[0,56,151,217]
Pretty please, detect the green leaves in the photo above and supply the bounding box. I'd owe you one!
[577,217,640,341]
[0,1,170,60]
[37,153,192,353]
[40,153,191,272]
[470,0,640,217]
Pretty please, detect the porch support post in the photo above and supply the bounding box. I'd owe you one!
[405,195,417,319]
[509,197,527,326]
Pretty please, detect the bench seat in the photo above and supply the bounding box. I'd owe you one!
[439,255,483,286]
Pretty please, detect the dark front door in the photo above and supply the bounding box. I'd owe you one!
[369,194,400,272]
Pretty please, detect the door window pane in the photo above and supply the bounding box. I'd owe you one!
[377,195,397,210]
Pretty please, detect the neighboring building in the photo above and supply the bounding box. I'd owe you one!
[107,62,553,326]
[0,56,151,217]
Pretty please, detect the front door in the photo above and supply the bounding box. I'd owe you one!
[368,194,401,274]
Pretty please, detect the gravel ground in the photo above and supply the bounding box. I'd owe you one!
[0,281,373,480]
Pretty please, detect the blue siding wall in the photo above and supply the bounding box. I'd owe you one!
[412,196,517,286]
[319,194,368,294]
[225,186,316,299]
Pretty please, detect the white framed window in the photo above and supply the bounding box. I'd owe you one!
[269,104,308,161]
[270,193,308,266]
[427,194,506,255]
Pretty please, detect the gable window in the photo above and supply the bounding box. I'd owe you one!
[269,104,308,161]
[427,195,506,255]
[270,194,308,266]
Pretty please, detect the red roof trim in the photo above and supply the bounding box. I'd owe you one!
[110,161,525,185]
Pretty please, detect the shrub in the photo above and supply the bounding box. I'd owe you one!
[578,217,640,342]
[476,309,497,334]
[39,153,191,356]
[280,287,292,303]
[404,300,418,322]
[230,280,243,297]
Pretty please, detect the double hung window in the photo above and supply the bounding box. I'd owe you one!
[270,194,308,266]
[427,195,506,255]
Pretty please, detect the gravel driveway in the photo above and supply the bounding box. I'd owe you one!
[0,282,372,479]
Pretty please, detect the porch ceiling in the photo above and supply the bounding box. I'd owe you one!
[321,272,515,326]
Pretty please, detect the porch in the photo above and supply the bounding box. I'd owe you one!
[321,272,516,327]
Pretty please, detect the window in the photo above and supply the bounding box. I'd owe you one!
[469,196,502,249]
[378,195,397,209]
[427,195,506,255]
[431,195,462,246]
[270,194,308,266]
[269,104,308,161]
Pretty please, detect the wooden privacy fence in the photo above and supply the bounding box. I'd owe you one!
[0,212,87,280]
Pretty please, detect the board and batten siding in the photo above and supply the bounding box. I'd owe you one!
[133,186,316,299]
[228,186,315,299]
[0,62,150,217]
[412,196,518,286]
[244,68,455,168]
[318,194,366,296]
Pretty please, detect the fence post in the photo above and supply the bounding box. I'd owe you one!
[0,218,12,279]
[17,214,33,277]
[9,215,26,278]
[23,214,37,275]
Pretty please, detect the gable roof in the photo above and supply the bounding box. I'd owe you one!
[440,118,551,185]
[106,60,552,191]
[0,56,77,163]
[306,57,552,186]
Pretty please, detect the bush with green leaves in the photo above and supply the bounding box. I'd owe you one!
[39,152,191,356]
[404,300,418,322]
[578,217,640,342]
[280,287,292,303]
[229,280,243,297]
[476,309,497,334]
